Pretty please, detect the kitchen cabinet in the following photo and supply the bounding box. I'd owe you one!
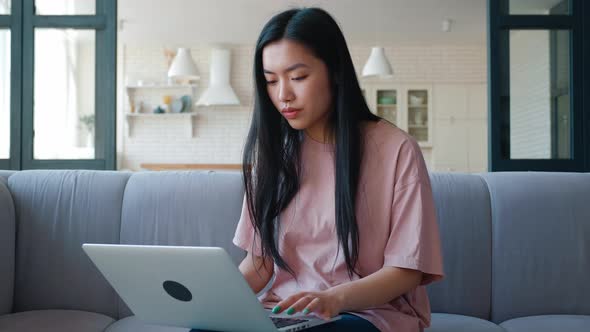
[362,84,433,169]
[362,84,433,148]
[361,83,487,172]
[433,84,488,172]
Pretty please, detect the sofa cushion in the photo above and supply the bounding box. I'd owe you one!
[0,179,15,315]
[118,170,247,318]
[426,313,505,332]
[105,316,190,332]
[481,172,590,323]
[426,173,492,320]
[500,315,590,332]
[0,309,115,332]
[9,170,131,318]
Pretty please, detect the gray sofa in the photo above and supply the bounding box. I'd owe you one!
[0,170,588,332]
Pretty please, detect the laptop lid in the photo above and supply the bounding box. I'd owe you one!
[82,244,278,332]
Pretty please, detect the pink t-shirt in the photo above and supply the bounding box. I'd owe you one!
[233,120,444,332]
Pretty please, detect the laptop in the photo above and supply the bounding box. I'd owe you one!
[82,244,341,332]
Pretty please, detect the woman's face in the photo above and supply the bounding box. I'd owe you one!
[262,39,333,142]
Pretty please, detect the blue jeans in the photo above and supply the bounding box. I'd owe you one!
[189,313,380,331]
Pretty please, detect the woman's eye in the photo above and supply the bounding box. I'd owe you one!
[292,75,308,81]
[266,80,277,85]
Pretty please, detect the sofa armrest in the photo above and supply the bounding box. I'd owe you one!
[0,179,15,315]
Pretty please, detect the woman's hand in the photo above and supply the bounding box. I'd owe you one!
[271,289,343,320]
[269,267,423,322]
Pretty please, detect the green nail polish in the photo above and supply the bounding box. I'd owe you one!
[286,307,295,315]
[303,308,310,315]
[272,306,281,314]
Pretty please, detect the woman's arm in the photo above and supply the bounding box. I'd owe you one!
[272,266,422,319]
[329,266,422,312]
[239,251,274,294]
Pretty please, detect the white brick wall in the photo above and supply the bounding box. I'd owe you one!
[350,45,486,84]
[118,43,486,171]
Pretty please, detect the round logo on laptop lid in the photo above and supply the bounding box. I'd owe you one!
[162,280,193,302]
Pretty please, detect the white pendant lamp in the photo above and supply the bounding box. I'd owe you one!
[362,46,393,77]
[362,0,393,78]
[167,48,200,81]
[196,48,240,106]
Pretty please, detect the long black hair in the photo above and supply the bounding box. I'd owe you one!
[242,7,379,278]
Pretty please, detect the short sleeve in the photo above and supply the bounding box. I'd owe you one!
[383,140,444,286]
[232,195,263,257]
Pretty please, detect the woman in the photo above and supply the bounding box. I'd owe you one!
[234,7,443,332]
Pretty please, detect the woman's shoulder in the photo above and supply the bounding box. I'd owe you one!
[362,119,427,182]
[362,119,420,154]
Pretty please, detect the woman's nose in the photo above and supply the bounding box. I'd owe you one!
[278,81,294,103]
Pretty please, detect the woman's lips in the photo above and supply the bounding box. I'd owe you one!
[281,107,302,119]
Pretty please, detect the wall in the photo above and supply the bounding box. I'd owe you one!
[118,43,487,171]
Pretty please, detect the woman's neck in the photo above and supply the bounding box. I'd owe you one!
[304,120,375,144]
[305,127,334,144]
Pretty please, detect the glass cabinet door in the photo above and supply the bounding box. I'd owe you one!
[376,89,398,126]
[407,89,429,142]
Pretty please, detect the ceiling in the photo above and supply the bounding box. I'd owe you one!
[118,0,488,46]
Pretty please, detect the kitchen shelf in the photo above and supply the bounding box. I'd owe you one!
[125,112,197,137]
[125,84,196,113]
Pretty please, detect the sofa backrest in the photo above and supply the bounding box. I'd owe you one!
[117,170,247,318]
[0,179,15,315]
[426,173,492,320]
[6,169,589,324]
[481,172,590,323]
[9,170,131,318]
[0,170,15,185]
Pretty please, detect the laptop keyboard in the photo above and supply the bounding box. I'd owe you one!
[271,317,308,328]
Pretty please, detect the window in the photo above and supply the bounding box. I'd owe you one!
[0,0,14,168]
[0,29,9,160]
[1,0,116,170]
[488,0,589,171]
[34,29,96,160]
[35,0,95,15]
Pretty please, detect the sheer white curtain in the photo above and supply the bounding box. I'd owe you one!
[0,0,8,13]
[36,0,93,15]
[34,29,80,159]
[32,0,97,159]
[0,1,10,159]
